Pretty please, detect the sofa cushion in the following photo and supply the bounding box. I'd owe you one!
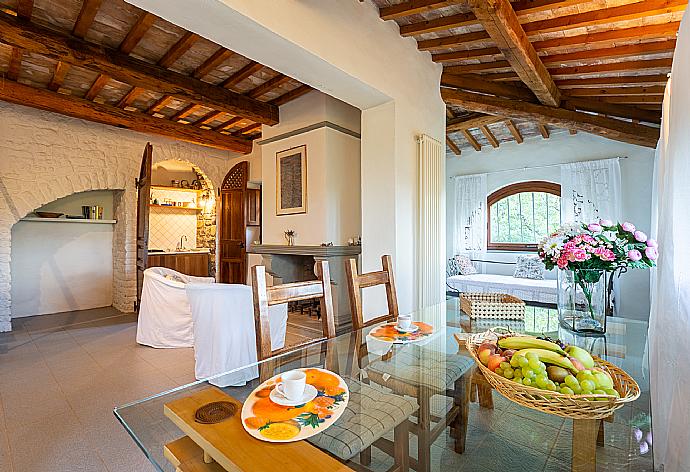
[513,255,545,280]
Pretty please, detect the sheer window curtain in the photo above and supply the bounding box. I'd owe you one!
[453,174,487,261]
[649,13,690,471]
[560,158,622,225]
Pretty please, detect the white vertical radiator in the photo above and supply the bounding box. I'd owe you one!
[417,134,445,308]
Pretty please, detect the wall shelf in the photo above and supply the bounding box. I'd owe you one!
[21,217,117,224]
[151,185,202,193]
[149,204,202,211]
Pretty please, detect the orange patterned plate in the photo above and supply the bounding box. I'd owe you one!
[367,321,434,344]
[240,368,349,443]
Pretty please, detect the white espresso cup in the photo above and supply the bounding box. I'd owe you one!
[276,370,307,401]
[397,315,413,330]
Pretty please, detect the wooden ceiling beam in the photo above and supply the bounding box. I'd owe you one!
[0,12,279,125]
[505,119,523,143]
[447,112,505,132]
[16,0,33,19]
[269,84,312,106]
[84,73,110,100]
[433,47,502,63]
[380,1,452,20]
[400,12,476,36]
[532,22,681,51]
[418,31,490,52]
[523,0,688,36]
[538,124,550,139]
[234,122,261,136]
[0,79,252,152]
[540,40,676,66]
[549,58,673,78]
[596,96,664,104]
[565,86,666,97]
[47,60,70,91]
[220,61,264,90]
[562,97,661,124]
[480,125,500,148]
[171,104,203,122]
[555,75,669,88]
[446,136,462,156]
[116,86,144,108]
[7,47,23,81]
[509,0,588,15]
[214,116,244,132]
[194,48,233,79]
[193,110,225,127]
[72,0,102,38]
[444,60,513,75]
[461,129,482,151]
[468,0,560,106]
[146,95,174,114]
[247,74,291,99]
[441,72,537,101]
[158,31,199,68]
[119,12,156,54]
[442,88,659,148]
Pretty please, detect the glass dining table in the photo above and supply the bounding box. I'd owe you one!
[114,298,653,472]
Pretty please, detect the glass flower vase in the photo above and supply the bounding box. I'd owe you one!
[557,269,613,335]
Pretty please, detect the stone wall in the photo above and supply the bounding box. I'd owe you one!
[194,167,217,276]
[0,101,248,332]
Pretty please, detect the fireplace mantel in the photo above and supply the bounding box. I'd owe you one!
[248,244,361,257]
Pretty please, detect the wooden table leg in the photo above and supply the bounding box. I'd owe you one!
[572,418,598,472]
[450,374,470,454]
[394,419,410,472]
[417,390,431,472]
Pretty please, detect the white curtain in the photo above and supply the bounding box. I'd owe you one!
[649,12,690,471]
[453,173,487,256]
[560,158,622,225]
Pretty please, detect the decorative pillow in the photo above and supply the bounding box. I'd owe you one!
[513,255,545,280]
[455,254,478,275]
[447,257,461,277]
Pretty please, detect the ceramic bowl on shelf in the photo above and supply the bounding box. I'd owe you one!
[35,211,64,218]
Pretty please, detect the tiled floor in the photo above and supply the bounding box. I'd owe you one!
[0,307,654,472]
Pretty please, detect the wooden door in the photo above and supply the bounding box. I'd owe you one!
[219,161,248,284]
[136,142,153,309]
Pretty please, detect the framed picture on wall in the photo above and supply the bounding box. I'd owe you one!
[276,145,307,215]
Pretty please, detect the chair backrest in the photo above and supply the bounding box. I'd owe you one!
[251,260,336,361]
[345,254,399,330]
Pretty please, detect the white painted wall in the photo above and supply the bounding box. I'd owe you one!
[129,0,447,316]
[446,132,655,320]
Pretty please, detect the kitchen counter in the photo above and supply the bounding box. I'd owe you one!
[148,248,210,255]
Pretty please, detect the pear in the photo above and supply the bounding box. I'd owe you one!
[565,345,595,369]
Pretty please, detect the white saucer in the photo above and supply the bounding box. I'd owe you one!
[269,384,318,407]
[395,324,419,333]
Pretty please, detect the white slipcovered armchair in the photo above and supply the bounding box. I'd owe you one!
[185,283,288,387]
[136,267,214,348]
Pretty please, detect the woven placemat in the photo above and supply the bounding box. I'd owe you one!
[194,401,237,424]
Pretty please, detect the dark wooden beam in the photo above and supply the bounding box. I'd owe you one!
[146,95,173,114]
[193,110,225,127]
[233,122,261,136]
[0,80,253,152]
[158,31,199,68]
[270,84,313,106]
[565,86,666,97]
[116,86,144,108]
[468,0,560,106]
[447,113,504,132]
[119,12,156,54]
[555,75,669,88]
[442,88,660,148]
[7,47,23,81]
[532,22,681,51]
[214,116,244,132]
[0,12,279,125]
[446,136,462,156]
[194,48,233,79]
[540,40,676,66]
[16,0,34,19]
[441,72,536,101]
[221,61,264,90]
[479,125,500,148]
[444,60,513,75]
[505,119,523,143]
[432,47,502,63]
[247,74,291,99]
[418,31,491,52]
[400,12,476,36]
[562,97,662,124]
[550,58,674,78]
[538,124,550,139]
[380,1,451,20]
[47,61,70,91]
[171,104,203,122]
[84,73,110,100]
[461,129,481,151]
[72,0,102,38]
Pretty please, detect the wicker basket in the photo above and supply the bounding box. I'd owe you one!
[461,330,640,419]
[460,292,525,320]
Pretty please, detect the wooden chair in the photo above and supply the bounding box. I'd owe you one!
[345,255,474,472]
[251,260,415,472]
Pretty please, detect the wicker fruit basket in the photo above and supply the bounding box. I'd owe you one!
[463,330,640,419]
[460,293,525,320]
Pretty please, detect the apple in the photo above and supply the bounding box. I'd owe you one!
[502,349,517,359]
[592,368,614,390]
[478,342,497,366]
[487,354,506,373]
[565,345,595,369]
[569,356,585,371]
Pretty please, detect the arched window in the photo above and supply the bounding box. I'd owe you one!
[487,181,561,251]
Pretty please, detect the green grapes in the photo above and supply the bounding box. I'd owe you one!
[528,357,541,370]
[500,362,511,371]
[522,378,532,386]
[560,387,575,395]
[518,357,529,368]
[580,379,595,392]
[510,356,520,368]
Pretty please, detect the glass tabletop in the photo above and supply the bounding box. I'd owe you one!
[115,299,652,472]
